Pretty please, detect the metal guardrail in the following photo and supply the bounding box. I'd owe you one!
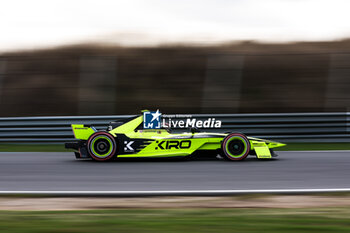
[0,112,349,143]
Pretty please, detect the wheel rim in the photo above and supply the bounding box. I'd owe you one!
[225,136,248,158]
[90,135,114,158]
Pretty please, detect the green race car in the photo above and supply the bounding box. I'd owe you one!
[65,111,286,161]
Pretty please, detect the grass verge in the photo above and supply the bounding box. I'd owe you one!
[276,143,350,151]
[0,208,349,233]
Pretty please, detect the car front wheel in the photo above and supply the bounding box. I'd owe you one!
[221,133,250,161]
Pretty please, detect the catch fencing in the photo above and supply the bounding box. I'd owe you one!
[0,112,349,143]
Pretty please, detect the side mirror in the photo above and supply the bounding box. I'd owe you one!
[190,127,199,134]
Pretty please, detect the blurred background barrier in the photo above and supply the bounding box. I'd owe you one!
[0,112,349,143]
[1,41,350,117]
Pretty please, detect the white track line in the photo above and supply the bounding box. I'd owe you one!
[0,188,349,196]
[280,150,350,153]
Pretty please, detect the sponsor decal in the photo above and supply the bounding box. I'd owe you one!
[155,140,191,150]
[124,141,135,152]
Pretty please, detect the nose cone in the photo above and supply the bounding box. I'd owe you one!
[248,136,286,149]
[268,141,286,148]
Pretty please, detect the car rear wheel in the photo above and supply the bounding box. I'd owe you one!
[87,132,117,161]
[221,133,250,161]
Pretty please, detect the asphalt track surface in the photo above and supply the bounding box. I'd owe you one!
[0,151,349,191]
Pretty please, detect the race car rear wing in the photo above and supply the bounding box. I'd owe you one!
[71,124,96,140]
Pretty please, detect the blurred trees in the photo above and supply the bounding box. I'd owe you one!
[0,40,350,116]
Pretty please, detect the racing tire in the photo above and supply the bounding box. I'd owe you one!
[87,132,117,161]
[221,133,250,161]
